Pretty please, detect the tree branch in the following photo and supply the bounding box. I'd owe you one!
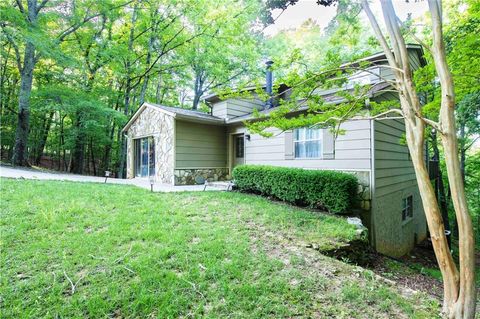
[36,0,50,14]
[15,0,25,13]
[1,27,22,72]
[57,0,134,42]
[361,0,398,69]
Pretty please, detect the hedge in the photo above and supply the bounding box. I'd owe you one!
[232,165,358,214]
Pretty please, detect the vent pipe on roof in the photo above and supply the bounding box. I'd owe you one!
[265,60,274,109]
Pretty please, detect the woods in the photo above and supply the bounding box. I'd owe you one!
[1,0,262,175]
[1,0,479,317]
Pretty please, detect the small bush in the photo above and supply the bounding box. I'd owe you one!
[232,165,358,214]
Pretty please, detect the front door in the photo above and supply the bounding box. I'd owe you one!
[232,134,245,168]
[134,137,155,177]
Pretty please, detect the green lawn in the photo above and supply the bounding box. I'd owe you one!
[0,179,440,318]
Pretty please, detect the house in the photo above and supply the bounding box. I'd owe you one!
[122,44,428,257]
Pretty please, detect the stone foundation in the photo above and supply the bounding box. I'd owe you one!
[342,171,371,211]
[174,168,229,185]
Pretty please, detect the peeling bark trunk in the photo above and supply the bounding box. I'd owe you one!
[403,107,460,316]
[428,1,476,316]
[431,130,451,246]
[459,122,466,184]
[360,1,476,316]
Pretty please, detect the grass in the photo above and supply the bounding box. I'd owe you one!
[0,178,440,318]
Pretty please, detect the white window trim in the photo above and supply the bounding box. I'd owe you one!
[294,128,323,159]
[401,194,414,225]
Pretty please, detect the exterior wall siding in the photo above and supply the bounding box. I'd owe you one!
[212,98,264,119]
[175,120,228,179]
[242,120,372,171]
[126,106,174,184]
[372,119,427,257]
[231,120,373,209]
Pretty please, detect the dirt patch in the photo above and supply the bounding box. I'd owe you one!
[320,239,377,267]
[247,218,444,302]
[244,220,438,318]
[321,239,444,299]
[371,254,444,299]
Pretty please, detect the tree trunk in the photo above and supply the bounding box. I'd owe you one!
[459,121,466,184]
[439,102,476,318]
[89,138,96,176]
[361,1,476,315]
[34,111,54,165]
[102,123,116,173]
[404,114,460,316]
[431,130,451,246]
[70,111,86,174]
[192,91,202,110]
[155,76,163,104]
[12,42,36,166]
[192,69,205,110]
[102,90,121,173]
[118,4,138,179]
[138,21,157,106]
[428,0,476,316]
[0,45,11,112]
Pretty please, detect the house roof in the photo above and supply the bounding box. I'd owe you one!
[340,44,427,68]
[203,44,425,105]
[226,82,391,124]
[122,102,225,133]
[149,103,224,123]
[203,85,262,104]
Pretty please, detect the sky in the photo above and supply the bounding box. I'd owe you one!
[264,0,430,36]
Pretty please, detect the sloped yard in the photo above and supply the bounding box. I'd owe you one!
[0,179,440,318]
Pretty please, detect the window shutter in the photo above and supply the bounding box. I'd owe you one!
[322,129,335,159]
[285,130,294,160]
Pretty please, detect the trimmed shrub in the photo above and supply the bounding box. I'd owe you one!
[232,165,358,214]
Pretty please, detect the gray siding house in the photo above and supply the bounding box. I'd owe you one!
[122,45,427,257]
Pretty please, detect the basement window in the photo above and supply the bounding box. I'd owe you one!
[402,195,413,221]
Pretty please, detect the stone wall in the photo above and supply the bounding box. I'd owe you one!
[174,168,229,185]
[126,106,174,184]
[341,170,371,211]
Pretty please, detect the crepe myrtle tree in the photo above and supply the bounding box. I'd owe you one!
[253,0,475,317]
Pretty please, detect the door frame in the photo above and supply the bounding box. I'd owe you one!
[134,136,155,178]
[229,133,245,174]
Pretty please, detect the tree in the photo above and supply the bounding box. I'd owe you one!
[1,0,126,166]
[255,0,476,317]
[1,0,270,176]
[456,92,480,183]
[113,0,211,178]
[172,0,262,110]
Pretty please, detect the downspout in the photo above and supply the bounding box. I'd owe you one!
[369,115,377,250]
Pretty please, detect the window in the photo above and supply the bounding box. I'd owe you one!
[294,127,322,158]
[134,137,155,177]
[235,135,244,158]
[402,195,413,221]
